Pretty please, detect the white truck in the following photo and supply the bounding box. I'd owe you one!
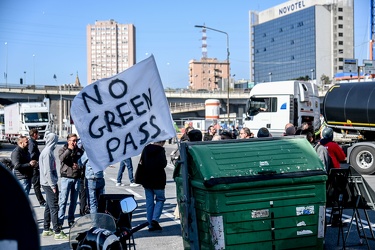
[4,99,53,144]
[243,81,321,137]
[0,107,6,143]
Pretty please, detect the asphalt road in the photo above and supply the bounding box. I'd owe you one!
[1,141,375,249]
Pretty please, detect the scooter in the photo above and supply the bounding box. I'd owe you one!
[69,196,149,250]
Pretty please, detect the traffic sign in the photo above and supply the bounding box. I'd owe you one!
[343,58,358,73]
[363,60,375,74]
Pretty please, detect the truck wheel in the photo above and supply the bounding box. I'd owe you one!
[349,146,375,175]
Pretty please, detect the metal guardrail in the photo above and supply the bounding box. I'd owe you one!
[169,103,205,113]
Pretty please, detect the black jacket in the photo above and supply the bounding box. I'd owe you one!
[11,146,33,180]
[139,144,167,190]
[28,137,40,172]
[59,144,84,179]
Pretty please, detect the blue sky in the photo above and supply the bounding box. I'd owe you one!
[0,0,370,89]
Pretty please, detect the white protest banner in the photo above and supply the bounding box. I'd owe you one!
[70,55,176,172]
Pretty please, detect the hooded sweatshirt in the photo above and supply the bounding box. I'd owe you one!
[39,133,59,189]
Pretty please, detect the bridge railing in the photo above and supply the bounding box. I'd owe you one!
[169,102,205,113]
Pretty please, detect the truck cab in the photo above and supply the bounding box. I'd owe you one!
[244,81,320,137]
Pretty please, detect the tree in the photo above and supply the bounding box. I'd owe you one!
[320,74,331,86]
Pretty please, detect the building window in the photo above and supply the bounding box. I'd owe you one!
[291,55,295,60]
[263,33,266,37]
[297,21,304,27]
[338,7,343,12]
[339,58,343,62]
[339,66,343,70]
[338,41,343,45]
[271,38,275,42]
[290,40,294,45]
[338,24,343,29]
[338,33,343,37]
[263,48,267,52]
[338,16,343,20]
[279,28,283,32]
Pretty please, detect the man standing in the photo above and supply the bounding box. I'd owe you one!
[39,132,68,240]
[203,125,216,141]
[135,141,167,231]
[11,136,37,194]
[116,158,140,187]
[58,133,83,228]
[28,128,46,207]
[80,151,105,214]
[239,127,254,139]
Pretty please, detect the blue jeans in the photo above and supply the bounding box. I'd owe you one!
[19,178,32,195]
[116,158,134,183]
[87,178,105,214]
[144,188,166,226]
[58,177,80,226]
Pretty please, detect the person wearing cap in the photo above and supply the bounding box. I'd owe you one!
[239,127,254,139]
[257,127,272,138]
[318,127,346,169]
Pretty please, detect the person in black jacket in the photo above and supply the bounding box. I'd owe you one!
[28,129,46,207]
[136,141,167,231]
[11,135,37,194]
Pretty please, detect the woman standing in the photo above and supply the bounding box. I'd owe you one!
[136,141,167,231]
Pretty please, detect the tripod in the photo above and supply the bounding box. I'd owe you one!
[343,173,375,249]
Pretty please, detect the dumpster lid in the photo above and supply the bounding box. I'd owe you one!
[185,136,325,187]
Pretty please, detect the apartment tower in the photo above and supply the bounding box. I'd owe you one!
[87,19,136,84]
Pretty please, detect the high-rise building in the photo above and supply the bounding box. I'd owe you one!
[188,58,229,91]
[87,19,136,85]
[249,0,354,84]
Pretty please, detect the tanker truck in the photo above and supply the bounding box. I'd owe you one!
[323,81,375,174]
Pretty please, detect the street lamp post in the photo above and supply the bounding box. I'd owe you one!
[311,69,315,82]
[269,72,272,82]
[5,42,8,87]
[195,25,230,124]
[33,54,35,85]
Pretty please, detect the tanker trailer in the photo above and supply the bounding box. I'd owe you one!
[323,81,375,174]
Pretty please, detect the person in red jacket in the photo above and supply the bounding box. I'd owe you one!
[319,127,346,169]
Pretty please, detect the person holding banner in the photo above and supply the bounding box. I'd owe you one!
[135,141,167,231]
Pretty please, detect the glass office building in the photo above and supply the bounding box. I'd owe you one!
[254,7,316,82]
[250,0,354,84]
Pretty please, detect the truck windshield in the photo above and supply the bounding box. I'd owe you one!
[24,112,49,123]
[246,97,277,116]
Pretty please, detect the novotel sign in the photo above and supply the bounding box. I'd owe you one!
[279,1,307,16]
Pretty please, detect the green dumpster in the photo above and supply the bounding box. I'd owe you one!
[175,136,327,250]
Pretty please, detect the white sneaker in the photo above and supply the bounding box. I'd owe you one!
[130,183,140,187]
[116,183,124,187]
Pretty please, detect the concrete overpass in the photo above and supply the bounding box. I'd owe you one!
[0,84,249,135]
